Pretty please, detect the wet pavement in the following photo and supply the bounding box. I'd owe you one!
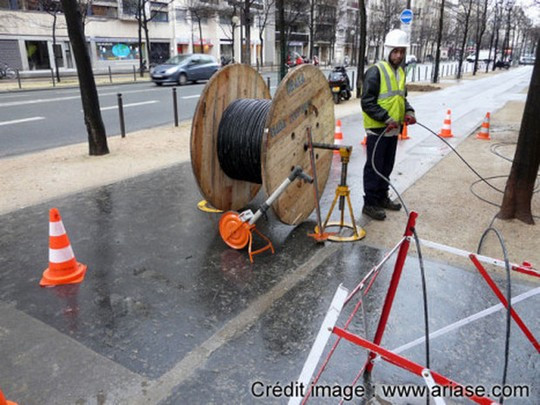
[1,161,538,404]
[1,67,539,404]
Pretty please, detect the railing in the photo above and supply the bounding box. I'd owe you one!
[0,65,151,91]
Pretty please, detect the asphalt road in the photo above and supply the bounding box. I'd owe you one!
[0,73,284,158]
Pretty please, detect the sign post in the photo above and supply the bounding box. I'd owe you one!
[399,9,414,46]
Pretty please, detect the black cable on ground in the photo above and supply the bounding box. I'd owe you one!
[371,133,431,372]
[477,227,512,404]
[417,122,540,219]
[470,175,540,219]
[417,121,514,403]
[217,98,272,184]
[416,122,501,194]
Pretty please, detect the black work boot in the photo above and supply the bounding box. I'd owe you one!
[362,205,386,220]
[380,197,402,211]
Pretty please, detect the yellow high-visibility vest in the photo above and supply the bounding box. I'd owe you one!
[362,61,406,129]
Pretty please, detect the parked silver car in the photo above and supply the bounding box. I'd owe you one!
[150,53,219,86]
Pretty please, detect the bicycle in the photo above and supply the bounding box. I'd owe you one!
[0,63,17,80]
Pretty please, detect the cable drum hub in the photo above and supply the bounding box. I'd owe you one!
[217,98,272,184]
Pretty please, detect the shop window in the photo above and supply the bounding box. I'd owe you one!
[25,40,50,70]
[97,42,140,61]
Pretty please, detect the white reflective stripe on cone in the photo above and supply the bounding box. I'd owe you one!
[49,221,66,237]
[49,245,75,263]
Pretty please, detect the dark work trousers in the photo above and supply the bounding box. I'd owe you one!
[363,133,398,206]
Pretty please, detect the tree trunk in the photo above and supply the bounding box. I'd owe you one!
[244,0,251,65]
[309,0,314,60]
[356,0,366,98]
[497,40,540,224]
[259,33,264,67]
[473,0,488,76]
[60,0,109,156]
[138,0,144,77]
[432,0,445,83]
[493,7,501,72]
[143,4,151,64]
[52,14,61,83]
[198,20,203,54]
[457,0,472,80]
[278,0,286,82]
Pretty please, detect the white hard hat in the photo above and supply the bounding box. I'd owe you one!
[384,29,409,49]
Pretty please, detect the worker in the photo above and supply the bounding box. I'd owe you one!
[361,29,416,220]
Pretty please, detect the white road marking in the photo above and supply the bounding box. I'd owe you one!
[0,95,81,107]
[0,87,167,107]
[97,100,159,111]
[0,116,45,126]
[181,94,200,99]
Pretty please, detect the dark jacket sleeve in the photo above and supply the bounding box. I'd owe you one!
[361,66,391,123]
[405,97,414,113]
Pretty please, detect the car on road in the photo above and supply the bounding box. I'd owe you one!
[519,55,536,65]
[150,53,219,86]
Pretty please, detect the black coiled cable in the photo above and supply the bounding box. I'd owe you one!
[217,98,272,184]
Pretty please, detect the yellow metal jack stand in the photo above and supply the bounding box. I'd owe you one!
[316,146,366,242]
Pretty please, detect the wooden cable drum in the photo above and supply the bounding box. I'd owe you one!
[190,64,334,225]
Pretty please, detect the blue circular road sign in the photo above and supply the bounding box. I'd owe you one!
[400,9,414,25]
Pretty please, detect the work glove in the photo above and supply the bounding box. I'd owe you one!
[404,111,417,125]
[385,118,399,131]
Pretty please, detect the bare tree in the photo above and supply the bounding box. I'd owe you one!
[40,0,64,83]
[278,0,286,81]
[60,0,108,155]
[254,0,275,66]
[185,0,215,55]
[218,2,240,62]
[432,0,446,83]
[456,0,474,79]
[472,0,489,75]
[314,1,337,63]
[498,39,540,224]
[355,0,366,98]
[122,0,173,75]
[308,0,315,60]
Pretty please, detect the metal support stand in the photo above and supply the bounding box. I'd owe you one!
[305,128,333,242]
[309,142,365,242]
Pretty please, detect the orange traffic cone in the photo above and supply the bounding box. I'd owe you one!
[361,135,367,146]
[0,389,17,405]
[40,208,87,287]
[476,112,491,140]
[399,123,410,140]
[438,109,454,138]
[334,119,344,153]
